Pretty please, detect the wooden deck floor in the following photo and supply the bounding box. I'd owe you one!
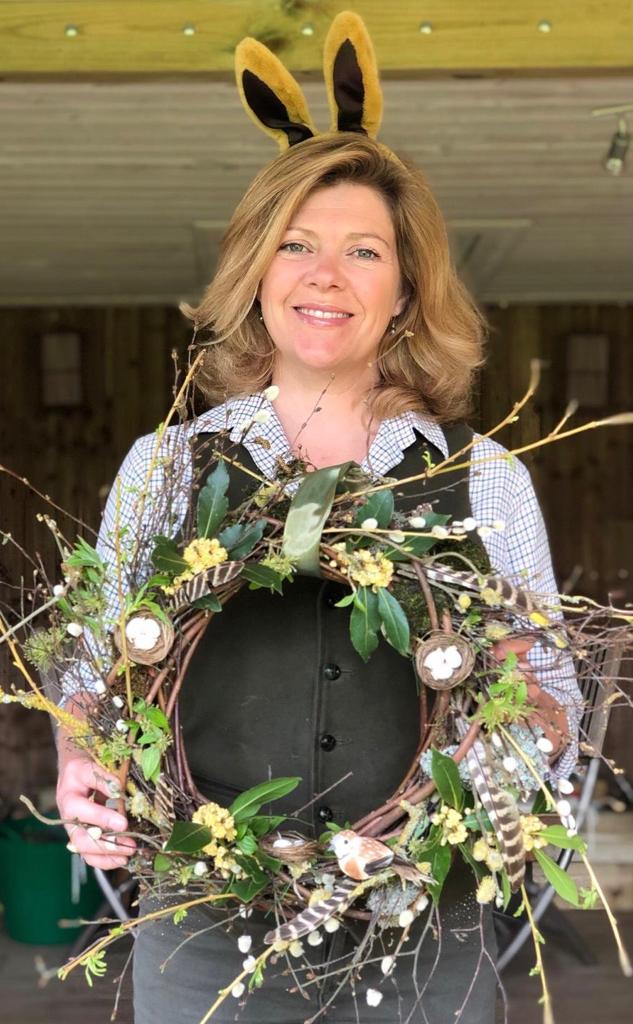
[2,910,632,1023]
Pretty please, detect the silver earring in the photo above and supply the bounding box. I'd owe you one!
[390,316,397,334]
[258,312,264,322]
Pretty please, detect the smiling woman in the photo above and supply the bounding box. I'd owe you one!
[181,132,486,430]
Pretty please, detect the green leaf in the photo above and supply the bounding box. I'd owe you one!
[500,868,512,911]
[228,519,266,559]
[427,842,452,903]
[255,849,283,872]
[334,592,355,608]
[533,848,579,906]
[248,815,287,837]
[229,777,301,823]
[241,563,284,594]
[140,745,161,782]
[143,705,170,730]
[217,523,245,550]
[540,825,587,853]
[281,462,354,575]
[153,853,171,873]
[382,512,451,561]
[192,593,223,612]
[530,787,552,816]
[152,536,188,575]
[228,877,267,903]
[233,855,268,885]
[164,821,213,854]
[349,586,380,661]
[197,461,230,539]
[237,833,259,856]
[354,489,394,530]
[430,748,465,811]
[377,588,410,655]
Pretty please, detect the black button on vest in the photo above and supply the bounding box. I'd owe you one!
[179,423,486,835]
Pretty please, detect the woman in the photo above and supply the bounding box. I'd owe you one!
[56,131,581,1024]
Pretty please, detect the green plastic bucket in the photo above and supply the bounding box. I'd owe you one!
[0,815,102,944]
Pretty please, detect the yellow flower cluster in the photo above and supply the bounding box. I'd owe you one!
[331,544,394,591]
[520,814,548,852]
[430,805,468,846]
[191,801,240,875]
[472,836,503,872]
[163,538,228,594]
[476,875,498,904]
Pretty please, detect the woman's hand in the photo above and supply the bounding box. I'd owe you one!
[491,636,571,762]
[57,754,136,869]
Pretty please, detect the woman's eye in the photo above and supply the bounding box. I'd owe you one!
[353,247,380,260]
[279,241,308,253]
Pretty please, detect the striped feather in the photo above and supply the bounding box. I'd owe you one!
[168,561,244,612]
[264,879,356,944]
[464,738,526,892]
[398,562,552,621]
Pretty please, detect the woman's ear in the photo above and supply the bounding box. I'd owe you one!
[235,37,318,151]
[323,11,383,138]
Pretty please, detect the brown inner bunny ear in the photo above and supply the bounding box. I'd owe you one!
[331,39,367,134]
[241,70,315,147]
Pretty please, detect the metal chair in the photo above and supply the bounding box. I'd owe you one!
[494,638,627,970]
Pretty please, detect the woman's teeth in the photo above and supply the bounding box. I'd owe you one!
[295,307,351,320]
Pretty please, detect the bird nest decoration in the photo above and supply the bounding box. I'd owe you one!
[3,364,633,1022]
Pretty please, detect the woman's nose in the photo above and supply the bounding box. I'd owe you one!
[303,251,346,290]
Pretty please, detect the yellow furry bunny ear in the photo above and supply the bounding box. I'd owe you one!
[323,11,383,138]
[235,37,318,151]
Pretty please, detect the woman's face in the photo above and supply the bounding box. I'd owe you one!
[258,182,405,377]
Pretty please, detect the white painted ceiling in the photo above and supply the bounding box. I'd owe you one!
[1,74,632,306]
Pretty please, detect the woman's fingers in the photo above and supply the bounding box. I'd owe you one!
[66,823,136,863]
[63,794,128,835]
[74,757,123,800]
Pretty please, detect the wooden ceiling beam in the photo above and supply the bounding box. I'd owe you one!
[1,1,632,78]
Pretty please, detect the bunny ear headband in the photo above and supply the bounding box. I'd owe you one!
[235,10,383,151]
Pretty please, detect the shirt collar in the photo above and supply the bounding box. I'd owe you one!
[193,395,448,479]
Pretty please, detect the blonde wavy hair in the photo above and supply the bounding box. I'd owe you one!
[180,133,487,423]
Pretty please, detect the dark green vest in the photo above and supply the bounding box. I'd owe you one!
[179,424,480,834]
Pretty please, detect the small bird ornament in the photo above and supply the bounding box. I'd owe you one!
[263,829,431,945]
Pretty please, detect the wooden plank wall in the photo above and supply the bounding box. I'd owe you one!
[0,302,631,808]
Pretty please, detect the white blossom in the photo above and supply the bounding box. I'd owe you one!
[236,418,253,432]
[557,778,574,795]
[477,525,493,539]
[237,935,252,954]
[93,679,107,695]
[231,982,245,999]
[125,616,161,651]
[366,988,383,1007]
[556,800,572,818]
[86,826,102,840]
[307,930,323,946]
[66,622,83,638]
[502,756,517,772]
[53,584,65,597]
[381,955,395,975]
[193,861,208,876]
[242,955,257,973]
[263,384,280,402]
[253,409,271,425]
[387,530,406,544]
[115,719,128,733]
[112,695,125,709]
[398,909,414,927]
[462,517,477,531]
[537,736,554,754]
[361,517,378,530]
[408,515,426,529]
[323,917,340,933]
[423,645,463,681]
[238,905,253,919]
[289,940,304,958]
[491,732,503,749]
[431,525,449,539]
[492,519,506,532]
[414,893,429,912]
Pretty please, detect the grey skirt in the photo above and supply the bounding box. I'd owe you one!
[132,865,498,1024]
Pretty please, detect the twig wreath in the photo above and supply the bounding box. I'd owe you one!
[2,353,633,1023]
